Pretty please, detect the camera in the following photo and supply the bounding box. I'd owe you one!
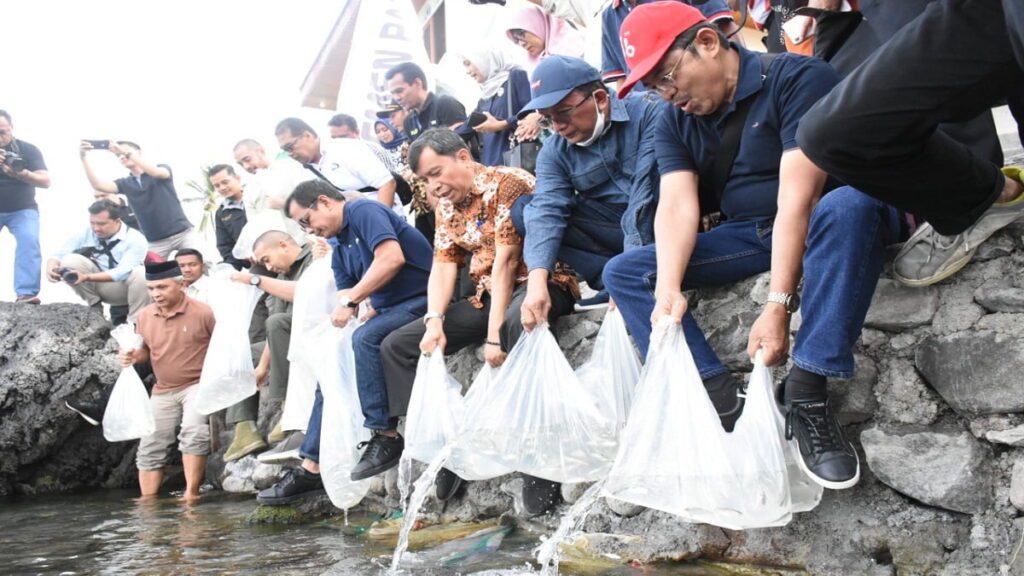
[84,139,110,150]
[1,150,26,172]
[468,0,505,5]
[53,267,80,284]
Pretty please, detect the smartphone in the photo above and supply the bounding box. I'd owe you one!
[469,112,488,128]
[84,139,110,150]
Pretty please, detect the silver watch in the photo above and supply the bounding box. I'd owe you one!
[767,291,800,313]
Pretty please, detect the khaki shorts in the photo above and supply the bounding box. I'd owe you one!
[136,384,210,471]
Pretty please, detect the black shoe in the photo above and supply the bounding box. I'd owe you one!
[434,468,464,502]
[574,290,610,312]
[66,398,105,426]
[522,475,561,516]
[350,433,404,481]
[705,376,746,433]
[785,398,860,490]
[256,467,325,506]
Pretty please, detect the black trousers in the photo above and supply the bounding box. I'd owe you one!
[380,282,575,418]
[798,0,1024,235]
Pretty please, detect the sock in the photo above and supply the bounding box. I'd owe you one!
[784,366,828,404]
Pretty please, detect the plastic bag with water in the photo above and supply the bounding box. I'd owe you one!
[603,318,821,530]
[456,325,617,483]
[103,324,154,442]
[574,307,640,431]
[194,265,263,415]
[447,365,515,481]
[403,350,465,464]
[314,320,371,509]
[282,256,335,431]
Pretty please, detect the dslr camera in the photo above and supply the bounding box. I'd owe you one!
[53,267,80,284]
[1,150,26,172]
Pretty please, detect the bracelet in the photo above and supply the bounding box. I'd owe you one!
[485,340,501,347]
[422,312,444,325]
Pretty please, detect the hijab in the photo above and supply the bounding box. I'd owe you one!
[505,3,584,71]
[464,48,521,100]
[374,119,406,151]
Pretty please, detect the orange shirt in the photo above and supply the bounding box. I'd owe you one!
[136,296,216,394]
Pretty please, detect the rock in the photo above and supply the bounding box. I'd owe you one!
[0,303,134,496]
[829,355,878,424]
[873,358,941,426]
[222,456,259,493]
[916,331,1024,415]
[604,496,645,518]
[932,301,986,335]
[861,425,994,514]
[562,481,591,504]
[975,282,1024,312]
[976,233,1016,261]
[1010,460,1024,511]
[986,426,1024,447]
[864,279,940,331]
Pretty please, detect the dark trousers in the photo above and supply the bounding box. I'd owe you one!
[798,0,1024,235]
[380,283,576,419]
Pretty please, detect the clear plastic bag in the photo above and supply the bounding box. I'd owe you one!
[194,265,263,415]
[313,320,372,509]
[447,365,515,481]
[403,350,466,464]
[575,307,640,431]
[103,324,154,442]
[603,318,821,530]
[456,325,618,483]
[282,256,335,432]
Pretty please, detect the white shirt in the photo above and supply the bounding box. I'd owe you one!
[185,275,211,304]
[316,138,402,213]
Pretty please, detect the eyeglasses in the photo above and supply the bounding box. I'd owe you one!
[297,199,317,230]
[646,46,690,94]
[510,29,527,43]
[281,135,302,153]
[538,93,594,129]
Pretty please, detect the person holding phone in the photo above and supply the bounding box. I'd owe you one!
[461,48,532,167]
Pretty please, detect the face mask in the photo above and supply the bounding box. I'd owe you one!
[575,104,609,147]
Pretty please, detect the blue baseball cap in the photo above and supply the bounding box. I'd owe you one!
[518,55,602,118]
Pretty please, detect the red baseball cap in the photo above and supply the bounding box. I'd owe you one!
[618,1,707,98]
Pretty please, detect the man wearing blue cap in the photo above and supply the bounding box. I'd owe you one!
[511,55,666,320]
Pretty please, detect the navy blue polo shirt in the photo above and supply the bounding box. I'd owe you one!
[656,46,840,222]
[331,199,431,309]
[114,165,192,242]
[0,139,46,212]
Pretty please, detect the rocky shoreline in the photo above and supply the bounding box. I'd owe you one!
[7,226,1024,575]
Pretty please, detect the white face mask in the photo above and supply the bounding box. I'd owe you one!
[575,103,609,147]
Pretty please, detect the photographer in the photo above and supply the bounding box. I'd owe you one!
[0,110,50,304]
[47,199,149,324]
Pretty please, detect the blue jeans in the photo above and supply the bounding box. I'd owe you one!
[604,187,905,379]
[300,386,323,462]
[0,209,41,297]
[354,295,428,430]
[511,194,625,288]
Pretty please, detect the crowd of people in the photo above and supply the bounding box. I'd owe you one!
[4,0,1024,517]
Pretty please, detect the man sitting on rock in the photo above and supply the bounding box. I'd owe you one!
[602,3,909,490]
[224,231,315,464]
[47,199,149,325]
[256,180,431,506]
[380,128,578,513]
[120,261,216,501]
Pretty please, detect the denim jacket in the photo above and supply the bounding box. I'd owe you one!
[524,91,665,272]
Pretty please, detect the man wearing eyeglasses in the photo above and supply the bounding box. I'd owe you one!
[510,55,665,319]
[602,2,909,491]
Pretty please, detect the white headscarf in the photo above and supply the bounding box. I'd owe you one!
[464,48,521,100]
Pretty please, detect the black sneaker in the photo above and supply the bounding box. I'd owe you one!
[256,467,325,506]
[350,433,404,481]
[434,468,464,502]
[574,290,610,312]
[785,399,860,490]
[704,376,746,433]
[522,475,561,516]
[66,398,105,426]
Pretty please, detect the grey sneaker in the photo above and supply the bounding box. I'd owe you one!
[894,189,1024,286]
[256,430,305,464]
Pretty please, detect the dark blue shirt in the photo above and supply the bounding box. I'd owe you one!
[477,69,532,167]
[0,139,46,212]
[331,199,431,309]
[114,165,192,242]
[656,47,840,221]
[601,0,733,82]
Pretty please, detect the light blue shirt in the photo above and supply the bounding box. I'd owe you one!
[52,222,148,282]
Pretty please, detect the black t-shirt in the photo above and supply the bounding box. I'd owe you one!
[0,139,46,212]
[404,92,467,141]
[114,165,192,242]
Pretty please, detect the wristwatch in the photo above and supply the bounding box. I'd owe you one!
[249,275,262,287]
[767,291,800,313]
[422,312,445,325]
[339,295,360,309]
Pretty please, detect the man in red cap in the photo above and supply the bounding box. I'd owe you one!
[602,0,908,491]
